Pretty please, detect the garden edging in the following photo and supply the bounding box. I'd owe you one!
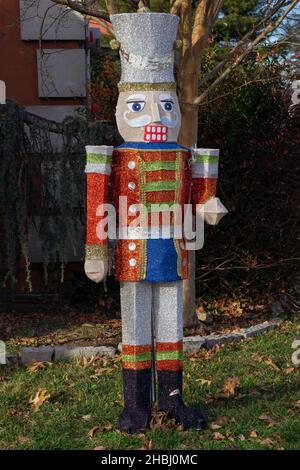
[4,318,283,365]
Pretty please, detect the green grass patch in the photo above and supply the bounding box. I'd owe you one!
[0,320,299,450]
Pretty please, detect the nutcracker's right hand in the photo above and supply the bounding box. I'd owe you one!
[84,259,108,283]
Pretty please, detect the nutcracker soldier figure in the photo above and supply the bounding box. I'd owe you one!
[84,12,227,434]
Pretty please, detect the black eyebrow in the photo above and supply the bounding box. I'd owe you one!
[160,99,174,103]
[126,99,146,103]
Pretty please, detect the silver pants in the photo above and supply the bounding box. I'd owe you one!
[120,281,183,346]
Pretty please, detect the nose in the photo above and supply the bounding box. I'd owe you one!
[151,102,161,123]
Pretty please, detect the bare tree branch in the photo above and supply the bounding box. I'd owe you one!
[170,0,182,15]
[192,0,224,58]
[199,0,288,87]
[194,0,300,106]
[105,0,119,15]
[50,0,110,20]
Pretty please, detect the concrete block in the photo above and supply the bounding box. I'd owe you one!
[183,336,206,354]
[20,346,54,364]
[54,345,116,361]
[244,319,283,338]
[6,353,19,365]
[205,332,245,349]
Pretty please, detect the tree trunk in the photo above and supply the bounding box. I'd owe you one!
[178,65,199,327]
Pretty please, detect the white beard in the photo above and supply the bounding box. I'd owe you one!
[160,112,179,128]
[123,111,180,129]
[123,111,152,128]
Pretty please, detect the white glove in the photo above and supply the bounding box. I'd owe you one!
[196,197,228,226]
[84,259,108,283]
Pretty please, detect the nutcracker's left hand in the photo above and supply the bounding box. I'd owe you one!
[196,197,228,226]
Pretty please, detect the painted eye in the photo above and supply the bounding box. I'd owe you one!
[162,101,173,112]
[127,101,145,112]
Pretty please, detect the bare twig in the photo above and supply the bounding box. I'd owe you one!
[194,0,300,106]
[50,0,110,20]
[198,0,288,88]
[105,0,119,15]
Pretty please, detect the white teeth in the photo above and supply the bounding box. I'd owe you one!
[144,125,168,141]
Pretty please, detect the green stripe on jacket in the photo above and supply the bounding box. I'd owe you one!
[143,181,177,192]
[144,161,176,171]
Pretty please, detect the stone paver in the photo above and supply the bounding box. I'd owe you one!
[20,346,54,364]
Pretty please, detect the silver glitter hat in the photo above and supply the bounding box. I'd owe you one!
[110,13,179,91]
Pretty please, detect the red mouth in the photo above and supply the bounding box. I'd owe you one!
[144,125,168,142]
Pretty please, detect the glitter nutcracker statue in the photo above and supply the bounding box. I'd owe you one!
[84,12,227,434]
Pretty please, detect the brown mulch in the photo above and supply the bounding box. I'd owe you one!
[0,289,278,352]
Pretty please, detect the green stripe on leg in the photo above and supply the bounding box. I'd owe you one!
[156,351,184,361]
[122,352,152,362]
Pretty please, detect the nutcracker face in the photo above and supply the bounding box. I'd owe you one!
[116,90,181,143]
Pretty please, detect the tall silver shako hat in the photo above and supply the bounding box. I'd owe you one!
[110,13,179,92]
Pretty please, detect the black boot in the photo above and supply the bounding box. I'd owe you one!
[118,368,152,434]
[158,370,207,430]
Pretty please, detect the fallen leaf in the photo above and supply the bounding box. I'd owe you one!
[27,361,52,373]
[82,414,93,421]
[218,415,229,425]
[214,432,225,440]
[284,367,294,375]
[88,426,100,438]
[103,421,112,431]
[211,415,229,429]
[18,436,32,445]
[265,358,281,372]
[238,434,246,441]
[29,389,51,412]
[259,414,278,428]
[176,424,184,432]
[94,446,106,450]
[260,438,274,448]
[196,378,212,386]
[250,430,258,438]
[149,411,169,430]
[91,368,114,378]
[223,376,240,396]
[210,422,222,430]
[251,353,263,363]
